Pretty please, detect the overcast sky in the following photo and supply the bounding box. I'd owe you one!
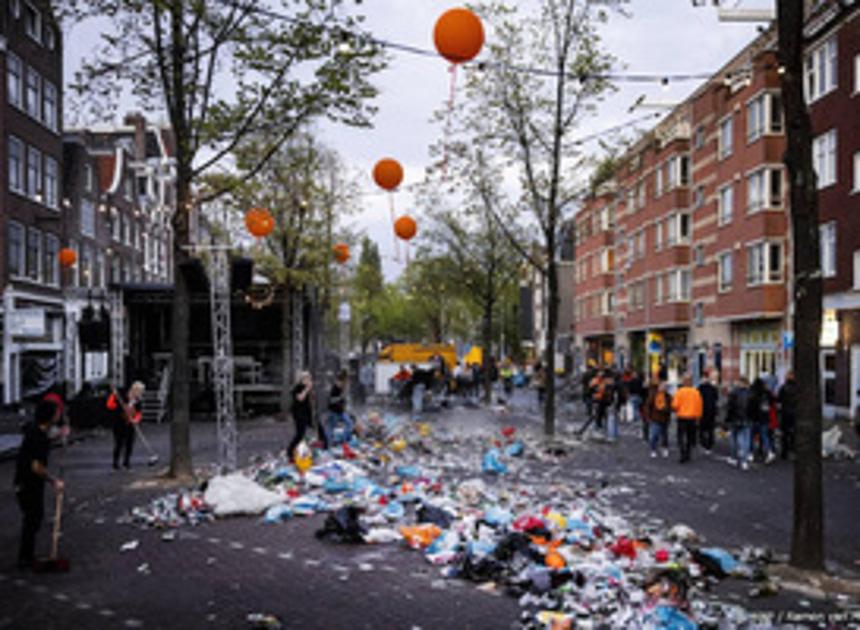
[63,1,770,279]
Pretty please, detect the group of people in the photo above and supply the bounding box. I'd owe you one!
[287,369,355,462]
[582,365,798,469]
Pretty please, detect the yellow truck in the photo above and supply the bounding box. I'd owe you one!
[377,343,457,370]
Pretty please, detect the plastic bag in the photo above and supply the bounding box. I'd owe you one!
[417,503,454,528]
[315,506,367,544]
[482,449,508,474]
[400,524,442,549]
[294,442,313,474]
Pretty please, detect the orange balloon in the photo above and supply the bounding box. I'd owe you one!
[58,248,77,268]
[433,7,484,64]
[394,215,417,241]
[373,158,404,191]
[245,207,274,238]
[333,243,350,264]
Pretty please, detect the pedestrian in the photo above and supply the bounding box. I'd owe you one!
[748,377,776,464]
[106,381,145,469]
[581,364,596,422]
[607,371,622,442]
[626,370,647,440]
[326,369,353,446]
[533,362,546,408]
[672,374,703,463]
[288,371,318,461]
[643,380,671,458]
[14,399,65,569]
[725,376,752,470]
[592,370,608,431]
[697,370,719,454]
[777,370,797,459]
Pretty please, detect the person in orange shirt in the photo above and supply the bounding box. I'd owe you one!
[671,374,703,463]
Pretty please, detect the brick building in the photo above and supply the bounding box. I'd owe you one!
[1,0,65,403]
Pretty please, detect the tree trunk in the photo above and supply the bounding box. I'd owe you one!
[544,257,558,439]
[280,283,293,418]
[778,0,824,571]
[482,300,494,405]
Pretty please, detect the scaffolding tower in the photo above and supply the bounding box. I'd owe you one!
[109,289,125,387]
[210,248,237,472]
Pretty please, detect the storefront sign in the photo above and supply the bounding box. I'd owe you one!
[8,309,46,338]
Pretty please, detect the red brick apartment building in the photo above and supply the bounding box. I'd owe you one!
[573,3,860,419]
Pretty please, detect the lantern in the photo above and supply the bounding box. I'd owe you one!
[433,8,484,64]
[394,215,417,241]
[245,207,274,238]
[333,243,350,264]
[58,247,77,268]
[372,158,404,191]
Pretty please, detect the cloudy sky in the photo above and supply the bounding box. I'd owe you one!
[63,1,771,279]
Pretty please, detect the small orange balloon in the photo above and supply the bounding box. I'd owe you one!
[394,215,417,241]
[58,248,77,268]
[373,158,404,191]
[245,207,274,238]
[333,243,350,264]
[433,7,485,64]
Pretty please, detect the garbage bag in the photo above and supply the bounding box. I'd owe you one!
[315,506,367,544]
[483,506,513,528]
[383,500,406,521]
[203,473,283,517]
[512,515,547,533]
[417,503,454,528]
[395,465,422,479]
[400,524,442,549]
[457,552,506,583]
[505,441,524,457]
[693,547,739,578]
[501,426,517,438]
[263,504,293,524]
[482,449,508,474]
[294,442,313,474]
[644,605,698,630]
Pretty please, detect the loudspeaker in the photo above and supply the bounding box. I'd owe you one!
[231,257,253,292]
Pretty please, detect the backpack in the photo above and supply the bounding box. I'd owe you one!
[655,391,667,411]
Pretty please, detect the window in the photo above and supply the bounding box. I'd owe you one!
[636,230,646,259]
[694,303,704,327]
[84,164,95,193]
[748,95,765,142]
[27,146,42,199]
[854,152,860,192]
[821,222,837,278]
[666,269,691,302]
[44,234,59,286]
[25,67,40,119]
[693,186,705,209]
[44,157,58,208]
[637,182,645,209]
[8,222,25,277]
[719,116,733,159]
[111,209,121,241]
[655,275,663,304]
[719,183,734,224]
[7,53,22,108]
[719,252,733,292]
[124,175,133,201]
[42,81,57,131]
[80,200,95,237]
[44,25,55,50]
[747,241,783,285]
[654,222,662,251]
[813,130,837,188]
[80,245,93,288]
[665,213,691,246]
[24,1,41,41]
[855,54,860,94]
[95,252,105,288]
[805,35,837,102]
[654,167,663,198]
[10,0,21,18]
[8,136,24,193]
[694,245,705,267]
[123,216,132,245]
[111,255,121,284]
[26,228,42,282]
[854,250,860,290]
[747,168,783,212]
[666,155,690,189]
[694,125,705,150]
[770,94,783,133]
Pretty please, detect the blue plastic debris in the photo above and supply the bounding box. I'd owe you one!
[263,504,293,524]
[482,449,508,474]
[504,441,524,457]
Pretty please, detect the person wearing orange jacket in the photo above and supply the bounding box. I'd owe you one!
[672,374,703,463]
[106,381,145,469]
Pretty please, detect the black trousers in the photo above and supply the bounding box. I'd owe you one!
[287,415,328,459]
[781,413,796,458]
[16,488,44,565]
[113,421,135,467]
[677,418,698,462]
[699,413,716,451]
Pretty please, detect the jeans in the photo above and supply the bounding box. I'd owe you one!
[730,425,751,463]
[326,411,354,446]
[649,421,668,452]
[606,408,619,440]
[412,383,425,418]
[677,418,697,462]
[751,421,772,456]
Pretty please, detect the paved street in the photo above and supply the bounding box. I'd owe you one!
[0,395,858,629]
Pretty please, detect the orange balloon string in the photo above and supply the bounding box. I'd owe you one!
[389,193,401,262]
[442,63,458,175]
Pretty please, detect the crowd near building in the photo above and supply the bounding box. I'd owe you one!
[2,0,175,403]
[572,2,859,420]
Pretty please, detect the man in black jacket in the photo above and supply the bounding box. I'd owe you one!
[14,399,64,569]
[697,371,719,454]
[777,371,797,459]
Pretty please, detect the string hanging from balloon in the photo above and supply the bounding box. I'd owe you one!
[372,158,405,263]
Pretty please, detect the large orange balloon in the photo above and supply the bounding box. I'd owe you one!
[394,215,417,241]
[433,8,484,64]
[373,158,404,191]
[245,207,275,238]
[333,243,350,264]
[58,248,77,268]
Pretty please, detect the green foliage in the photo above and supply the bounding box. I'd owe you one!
[350,237,384,351]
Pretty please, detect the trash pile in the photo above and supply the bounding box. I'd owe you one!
[822,425,857,460]
[127,415,772,627]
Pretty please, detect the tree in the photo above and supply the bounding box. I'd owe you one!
[455,0,624,437]
[351,237,385,353]
[777,0,824,571]
[64,0,384,479]
[400,255,476,343]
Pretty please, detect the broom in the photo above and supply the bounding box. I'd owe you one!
[33,490,69,573]
[134,423,160,466]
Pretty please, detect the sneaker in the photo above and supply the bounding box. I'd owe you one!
[741,462,749,471]
[651,451,658,459]
[727,457,738,467]
[661,448,669,458]
[703,448,712,456]
[765,452,776,464]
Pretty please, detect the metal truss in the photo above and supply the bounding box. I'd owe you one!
[210,249,237,472]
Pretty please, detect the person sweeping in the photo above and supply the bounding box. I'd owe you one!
[14,399,64,570]
[107,381,145,469]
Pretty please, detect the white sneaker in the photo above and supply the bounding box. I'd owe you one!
[703,448,712,456]
[727,457,738,467]
[651,451,658,459]
[741,462,749,471]
[765,452,776,464]
[661,448,669,458]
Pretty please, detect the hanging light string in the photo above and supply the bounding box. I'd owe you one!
[235,2,720,87]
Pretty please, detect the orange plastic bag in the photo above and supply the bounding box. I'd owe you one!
[399,524,442,549]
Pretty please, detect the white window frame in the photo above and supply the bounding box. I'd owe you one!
[694,125,705,150]
[654,167,663,198]
[26,146,42,200]
[44,156,58,209]
[746,92,783,142]
[718,182,734,225]
[693,185,705,209]
[8,136,25,194]
[26,227,43,283]
[719,115,734,160]
[821,221,837,278]
[25,66,41,120]
[718,251,733,292]
[42,81,57,131]
[746,240,784,286]
[24,1,42,42]
[805,35,837,103]
[666,269,691,303]
[855,53,860,95]
[8,221,25,278]
[655,275,663,304]
[854,151,860,193]
[694,244,705,267]
[813,129,837,189]
[84,164,94,193]
[665,154,690,190]
[854,250,860,291]
[111,209,121,241]
[694,302,705,327]
[747,167,783,213]
[43,234,59,287]
[654,222,663,251]
[81,199,96,237]
[7,52,23,109]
